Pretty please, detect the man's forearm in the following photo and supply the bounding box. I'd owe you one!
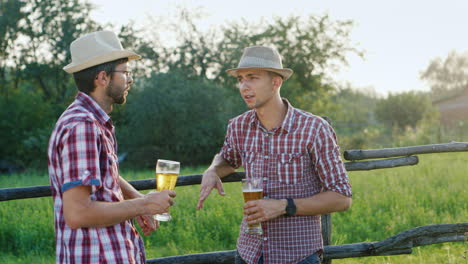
[209,154,236,178]
[120,176,142,200]
[294,191,352,216]
[64,185,146,229]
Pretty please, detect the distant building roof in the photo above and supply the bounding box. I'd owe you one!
[432,86,468,104]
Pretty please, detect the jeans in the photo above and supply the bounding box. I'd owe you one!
[235,252,321,264]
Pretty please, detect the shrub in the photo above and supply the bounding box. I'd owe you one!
[118,71,240,168]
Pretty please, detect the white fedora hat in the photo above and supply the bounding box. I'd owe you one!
[63,31,141,73]
[226,46,293,80]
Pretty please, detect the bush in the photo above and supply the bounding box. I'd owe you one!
[0,89,56,169]
[118,71,240,168]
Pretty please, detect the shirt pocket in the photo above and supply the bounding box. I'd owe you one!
[277,152,310,184]
[242,152,262,178]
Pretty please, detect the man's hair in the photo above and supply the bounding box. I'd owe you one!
[267,71,283,80]
[72,58,129,94]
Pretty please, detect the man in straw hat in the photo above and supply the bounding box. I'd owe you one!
[197,46,352,264]
[48,31,176,263]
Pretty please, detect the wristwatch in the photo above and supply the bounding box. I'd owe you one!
[285,198,296,216]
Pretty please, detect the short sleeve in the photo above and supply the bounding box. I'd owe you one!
[310,122,352,197]
[60,121,103,193]
[220,121,242,169]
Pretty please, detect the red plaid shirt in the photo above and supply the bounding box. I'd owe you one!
[221,99,352,264]
[48,92,145,264]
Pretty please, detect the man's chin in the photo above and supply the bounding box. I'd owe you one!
[114,96,126,105]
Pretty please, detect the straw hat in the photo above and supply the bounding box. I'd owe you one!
[226,46,293,80]
[63,31,141,73]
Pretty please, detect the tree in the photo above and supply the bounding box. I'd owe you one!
[0,0,26,95]
[16,0,100,104]
[118,71,231,167]
[145,11,363,115]
[330,84,379,133]
[374,91,432,131]
[421,50,468,100]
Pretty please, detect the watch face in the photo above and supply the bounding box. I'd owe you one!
[286,199,296,216]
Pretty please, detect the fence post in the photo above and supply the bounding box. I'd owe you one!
[321,214,332,264]
[321,116,333,264]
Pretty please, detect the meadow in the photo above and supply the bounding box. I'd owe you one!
[0,153,466,264]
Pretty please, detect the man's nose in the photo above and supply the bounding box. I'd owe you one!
[239,80,250,91]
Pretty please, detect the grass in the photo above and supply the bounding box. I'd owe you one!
[0,153,466,264]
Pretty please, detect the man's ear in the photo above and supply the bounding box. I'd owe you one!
[94,71,110,87]
[272,75,283,90]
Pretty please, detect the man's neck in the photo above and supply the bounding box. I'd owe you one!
[255,97,287,131]
[89,91,113,114]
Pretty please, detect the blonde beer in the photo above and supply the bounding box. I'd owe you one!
[154,159,180,221]
[156,173,178,191]
[243,189,263,203]
[241,179,263,235]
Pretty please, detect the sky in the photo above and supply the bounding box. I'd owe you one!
[89,0,468,96]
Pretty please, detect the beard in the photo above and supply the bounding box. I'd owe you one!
[106,80,127,105]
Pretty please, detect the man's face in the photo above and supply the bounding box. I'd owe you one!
[106,62,133,105]
[237,69,278,109]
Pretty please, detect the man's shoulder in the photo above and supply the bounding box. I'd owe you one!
[55,103,99,131]
[228,110,255,127]
[292,108,329,127]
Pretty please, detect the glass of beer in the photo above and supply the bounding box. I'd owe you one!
[242,178,263,235]
[154,159,180,221]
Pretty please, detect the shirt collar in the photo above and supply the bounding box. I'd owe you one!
[75,92,112,126]
[248,98,296,134]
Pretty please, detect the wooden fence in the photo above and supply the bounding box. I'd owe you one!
[0,142,467,263]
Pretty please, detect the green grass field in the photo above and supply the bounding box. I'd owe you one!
[0,153,466,264]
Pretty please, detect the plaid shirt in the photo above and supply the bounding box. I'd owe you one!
[221,99,352,264]
[48,92,145,264]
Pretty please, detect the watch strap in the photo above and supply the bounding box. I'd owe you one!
[285,198,296,216]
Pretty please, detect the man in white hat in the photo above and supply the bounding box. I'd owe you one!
[48,31,176,264]
[197,46,352,264]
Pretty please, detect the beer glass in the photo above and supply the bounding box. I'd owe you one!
[242,178,263,235]
[154,159,180,221]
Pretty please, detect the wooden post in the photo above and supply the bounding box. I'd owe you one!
[321,116,333,264]
[321,214,332,264]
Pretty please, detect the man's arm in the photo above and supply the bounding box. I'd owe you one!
[63,185,175,229]
[196,154,236,210]
[118,176,161,235]
[243,191,351,225]
[119,176,142,200]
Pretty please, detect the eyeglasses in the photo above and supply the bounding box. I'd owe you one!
[112,70,133,78]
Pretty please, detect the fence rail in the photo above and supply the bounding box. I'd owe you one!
[146,223,467,263]
[344,141,468,160]
[1,142,466,263]
[0,157,419,202]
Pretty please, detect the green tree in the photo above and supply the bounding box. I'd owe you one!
[17,0,99,104]
[0,0,26,95]
[146,11,363,115]
[374,91,432,131]
[421,50,468,100]
[119,71,232,167]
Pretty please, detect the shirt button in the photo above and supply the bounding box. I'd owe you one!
[263,237,268,241]
[264,155,269,159]
[263,177,268,181]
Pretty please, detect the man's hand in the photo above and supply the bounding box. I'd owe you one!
[142,190,176,215]
[135,215,159,236]
[196,168,225,210]
[244,199,287,225]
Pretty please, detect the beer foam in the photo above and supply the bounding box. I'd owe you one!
[243,188,263,192]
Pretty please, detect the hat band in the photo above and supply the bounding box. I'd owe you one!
[238,56,282,69]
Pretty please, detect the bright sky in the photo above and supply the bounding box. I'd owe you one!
[90,0,468,96]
